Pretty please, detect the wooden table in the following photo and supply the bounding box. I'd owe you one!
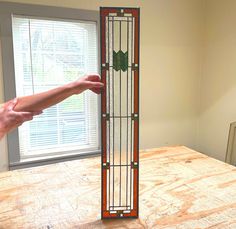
[0,146,236,228]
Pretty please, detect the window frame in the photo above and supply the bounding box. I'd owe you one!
[0,2,101,170]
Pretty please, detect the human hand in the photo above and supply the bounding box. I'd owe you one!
[71,74,104,95]
[0,98,42,139]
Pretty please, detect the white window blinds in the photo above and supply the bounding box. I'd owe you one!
[12,15,99,159]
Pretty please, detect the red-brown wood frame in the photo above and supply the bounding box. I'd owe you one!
[100,7,140,219]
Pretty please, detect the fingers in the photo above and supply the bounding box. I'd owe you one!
[89,81,104,88]
[17,111,42,121]
[11,98,18,109]
[32,111,43,116]
[1,99,42,136]
[84,75,104,94]
[24,115,33,122]
[17,112,34,122]
[3,98,18,110]
[87,81,104,94]
[86,74,101,82]
[90,88,103,94]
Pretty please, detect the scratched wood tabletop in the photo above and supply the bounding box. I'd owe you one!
[0,146,236,229]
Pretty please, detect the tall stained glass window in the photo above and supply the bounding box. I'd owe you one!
[100,7,140,219]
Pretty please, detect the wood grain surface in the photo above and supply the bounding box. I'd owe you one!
[0,146,236,228]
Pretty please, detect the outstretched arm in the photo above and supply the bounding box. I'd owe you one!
[14,74,103,112]
[0,74,103,139]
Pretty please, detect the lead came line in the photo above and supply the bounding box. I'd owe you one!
[130,16,134,210]
[108,16,111,211]
[119,20,122,207]
[112,16,115,209]
[126,17,129,208]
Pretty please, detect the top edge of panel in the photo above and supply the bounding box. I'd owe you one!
[100,7,140,10]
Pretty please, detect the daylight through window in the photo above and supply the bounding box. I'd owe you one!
[12,16,99,159]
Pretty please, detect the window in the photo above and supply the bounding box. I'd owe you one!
[12,16,99,159]
[0,2,100,169]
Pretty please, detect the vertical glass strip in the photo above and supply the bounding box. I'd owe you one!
[101,8,139,219]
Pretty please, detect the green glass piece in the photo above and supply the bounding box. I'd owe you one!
[113,50,128,72]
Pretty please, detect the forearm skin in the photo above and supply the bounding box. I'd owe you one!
[14,82,76,112]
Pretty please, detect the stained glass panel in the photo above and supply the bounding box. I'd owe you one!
[100,7,140,219]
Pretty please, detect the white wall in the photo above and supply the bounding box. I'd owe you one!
[0,0,204,171]
[196,0,236,161]
[140,0,204,149]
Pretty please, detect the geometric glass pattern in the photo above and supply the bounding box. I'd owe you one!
[100,7,140,219]
[113,50,128,71]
